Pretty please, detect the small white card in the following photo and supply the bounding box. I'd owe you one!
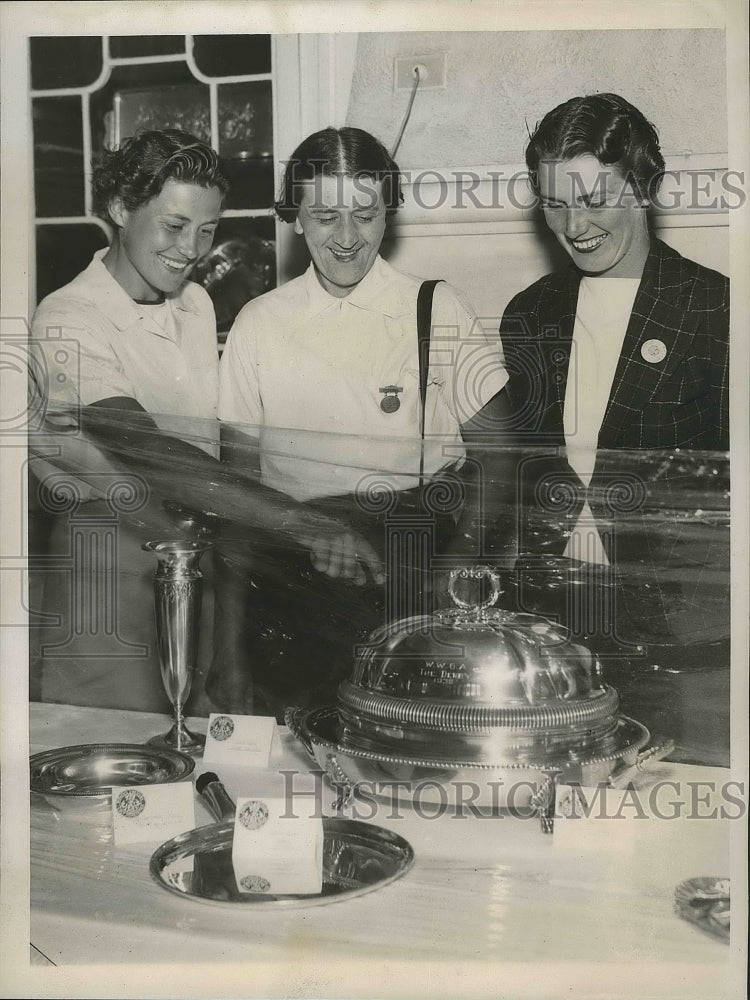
[203,713,276,768]
[111,781,195,846]
[231,794,323,896]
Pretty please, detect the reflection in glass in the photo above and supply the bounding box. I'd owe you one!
[217,80,274,210]
[192,218,275,336]
[218,80,273,158]
[110,83,212,148]
[29,400,732,766]
[88,62,199,156]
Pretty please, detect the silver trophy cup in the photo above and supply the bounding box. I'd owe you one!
[143,539,212,754]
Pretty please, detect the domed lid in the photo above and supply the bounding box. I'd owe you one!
[347,567,605,710]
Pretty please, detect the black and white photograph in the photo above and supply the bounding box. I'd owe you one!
[1,1,748,998]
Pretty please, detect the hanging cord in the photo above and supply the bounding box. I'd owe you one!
[391,66,423,158]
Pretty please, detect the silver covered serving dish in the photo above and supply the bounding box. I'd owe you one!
[287,568,673,830]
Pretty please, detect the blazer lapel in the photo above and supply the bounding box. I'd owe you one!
[598,240,698,448]
[537,270,579,441]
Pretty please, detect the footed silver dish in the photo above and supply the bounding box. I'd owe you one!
[286,567,674,831]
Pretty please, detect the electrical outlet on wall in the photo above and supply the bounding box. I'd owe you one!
[394,54,447,90]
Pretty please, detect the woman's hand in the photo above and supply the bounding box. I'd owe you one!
[293,520,385,587]
[283,508,384,585]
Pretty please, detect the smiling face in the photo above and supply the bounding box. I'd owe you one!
[294,174,386,297]
[537,154,650,279]
[105,178,222,302]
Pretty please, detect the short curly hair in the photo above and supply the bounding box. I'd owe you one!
[274,126,403,223]
[525,93,665,202]
[92,129,229,220]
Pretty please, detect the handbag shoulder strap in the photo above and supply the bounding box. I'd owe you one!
[417,279,443,434]
[416,279,443,489]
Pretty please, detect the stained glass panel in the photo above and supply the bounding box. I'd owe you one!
[32,97,85,217]
[192,34,271,77]
[109,36,185,59]
[30,37,103,90]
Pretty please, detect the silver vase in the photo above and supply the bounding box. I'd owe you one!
[143,539,212,754]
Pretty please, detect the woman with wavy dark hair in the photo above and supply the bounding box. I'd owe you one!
[36,128,229,423]
[524,92,666,206]
[499,93,729,649]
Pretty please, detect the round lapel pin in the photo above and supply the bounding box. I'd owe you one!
[641,339,667,364]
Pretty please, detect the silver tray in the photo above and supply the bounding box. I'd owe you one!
[30,743,196,796]
[150,817,414,908]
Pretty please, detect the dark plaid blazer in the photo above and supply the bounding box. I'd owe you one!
[498,239,730,646]
[500,238,729,452]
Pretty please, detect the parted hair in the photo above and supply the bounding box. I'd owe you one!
[92,129,229,219]
[525,93,666,201]
[274,126,403,222]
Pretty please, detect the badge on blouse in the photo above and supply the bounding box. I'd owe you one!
[379,385,403,412]
[641,339,667,364]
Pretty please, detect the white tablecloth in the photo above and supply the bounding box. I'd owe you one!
[16,703,745,999]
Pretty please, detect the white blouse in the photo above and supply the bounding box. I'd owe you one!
[563,276,640,565]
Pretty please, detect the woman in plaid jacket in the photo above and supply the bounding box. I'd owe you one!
[497,93,729,653]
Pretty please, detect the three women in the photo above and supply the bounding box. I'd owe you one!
[31,92,730,716]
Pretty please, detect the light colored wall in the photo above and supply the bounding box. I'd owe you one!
[347,29,727,167]
[379,222,729,332]
[341,29,729,326]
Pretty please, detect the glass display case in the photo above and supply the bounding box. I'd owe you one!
[26,399,732,767]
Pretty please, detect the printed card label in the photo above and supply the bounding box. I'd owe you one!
[231,795,323,896]
[203,713,276,768]
[111,781,195,846]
